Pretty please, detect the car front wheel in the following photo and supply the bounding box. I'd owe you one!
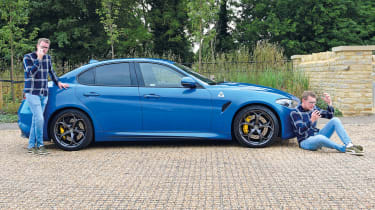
[233,105,279,148]
[49,109,93,151]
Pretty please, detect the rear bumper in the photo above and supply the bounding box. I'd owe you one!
[18,100,31,138]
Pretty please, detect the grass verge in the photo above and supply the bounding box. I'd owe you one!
[0,112,18,123]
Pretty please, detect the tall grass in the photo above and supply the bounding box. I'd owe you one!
[194,40,309,97]
[0,69,24,113]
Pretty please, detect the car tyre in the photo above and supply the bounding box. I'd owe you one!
[49,109,93,151]
[233,105,279,148]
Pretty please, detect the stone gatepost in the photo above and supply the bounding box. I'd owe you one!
[292,46,375,116]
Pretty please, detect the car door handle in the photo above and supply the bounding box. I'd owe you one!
[83,92,100,97]
[143,94,160,99]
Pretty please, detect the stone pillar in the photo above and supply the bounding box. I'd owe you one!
[291,55,302,70]
[332,46,374,115]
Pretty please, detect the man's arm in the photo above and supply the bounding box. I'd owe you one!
[290,111,312,135]
[319,106,334,119]
[23,55,39,76]
[319,93,334,119]
[47,56,59,86]
[47,56,69,89]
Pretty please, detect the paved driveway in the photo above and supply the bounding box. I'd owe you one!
[0,117,375,209]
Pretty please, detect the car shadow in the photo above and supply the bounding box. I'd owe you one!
[90,139,238,148]
[90,138,299,149]
[43,138,298,150]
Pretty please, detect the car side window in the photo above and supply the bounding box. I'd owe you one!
[139,63,184,88]
[78,69,95,85]
[78,63,132,86]
[95,63,131,86]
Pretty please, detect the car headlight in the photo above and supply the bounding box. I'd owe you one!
[276,98,299,108]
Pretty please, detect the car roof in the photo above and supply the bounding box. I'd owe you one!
[61,58,178,79]
[89,58,175,65]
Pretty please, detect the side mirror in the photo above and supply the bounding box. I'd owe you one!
[181,77,197,88]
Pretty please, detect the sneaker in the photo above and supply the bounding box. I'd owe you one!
[38,146,49,155]
[27,147,38,154]
[353,145,363,152]
[346,146,364,156]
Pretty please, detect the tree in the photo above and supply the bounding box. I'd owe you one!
[97,0,122,59]
[113,0,152,57]
[0,0,38,101]
[356,1,375,45]
[147,0,193,63]
[26,0,153,65]
[234,0,375,57]
[215,0,233,54]
[187,0,219,70]
[26,0,108,67]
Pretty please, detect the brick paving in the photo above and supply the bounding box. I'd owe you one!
[0,121,375,209]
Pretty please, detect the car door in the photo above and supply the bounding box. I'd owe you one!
[76,62,142,134]
[136,62,212,133]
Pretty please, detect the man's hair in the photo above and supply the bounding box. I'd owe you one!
[37,38,50,45]
[302,91,316,100]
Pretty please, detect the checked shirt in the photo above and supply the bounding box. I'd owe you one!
[290,104,334,144]
[23,52,59,96]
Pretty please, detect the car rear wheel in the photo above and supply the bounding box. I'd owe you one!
[233,105,279,148]
[49,109,93,151]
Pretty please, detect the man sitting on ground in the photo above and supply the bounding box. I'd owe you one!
[290,91,363,156]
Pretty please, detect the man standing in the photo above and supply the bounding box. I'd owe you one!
[23,38,69,155]
[290,91,363,155]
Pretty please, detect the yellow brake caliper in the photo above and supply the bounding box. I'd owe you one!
[242,116,252,134]
[59,126,66,140]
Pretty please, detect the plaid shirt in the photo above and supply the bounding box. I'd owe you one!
[290,104,334,144]
[23,52,59,96]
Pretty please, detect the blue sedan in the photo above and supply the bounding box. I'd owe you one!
[18,58,299,150]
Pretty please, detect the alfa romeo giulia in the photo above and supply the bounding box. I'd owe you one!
[18,58,299,150]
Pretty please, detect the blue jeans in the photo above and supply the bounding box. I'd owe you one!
[300,117,351,152]
[26,93,48,149]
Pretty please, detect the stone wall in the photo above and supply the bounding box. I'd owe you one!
[291,46,375,116]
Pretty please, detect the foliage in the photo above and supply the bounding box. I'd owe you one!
[24,0,108,64]
[215,0,233,54]
[234,0,375,57]
[0,113,18,123]
[97,0,153,59]
[193,41,309,98]
[1,0,373,64]
[187,0,219,69]
[0,0,38,101]
[147,0,193,63]
[96,0,122,59]
[252,40,285,65]
[0,0,38,60]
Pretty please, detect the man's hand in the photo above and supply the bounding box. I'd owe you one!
[311,110,321,123]
[36,48,45,61]
[58,82,69,89]
[322,93,332,106]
